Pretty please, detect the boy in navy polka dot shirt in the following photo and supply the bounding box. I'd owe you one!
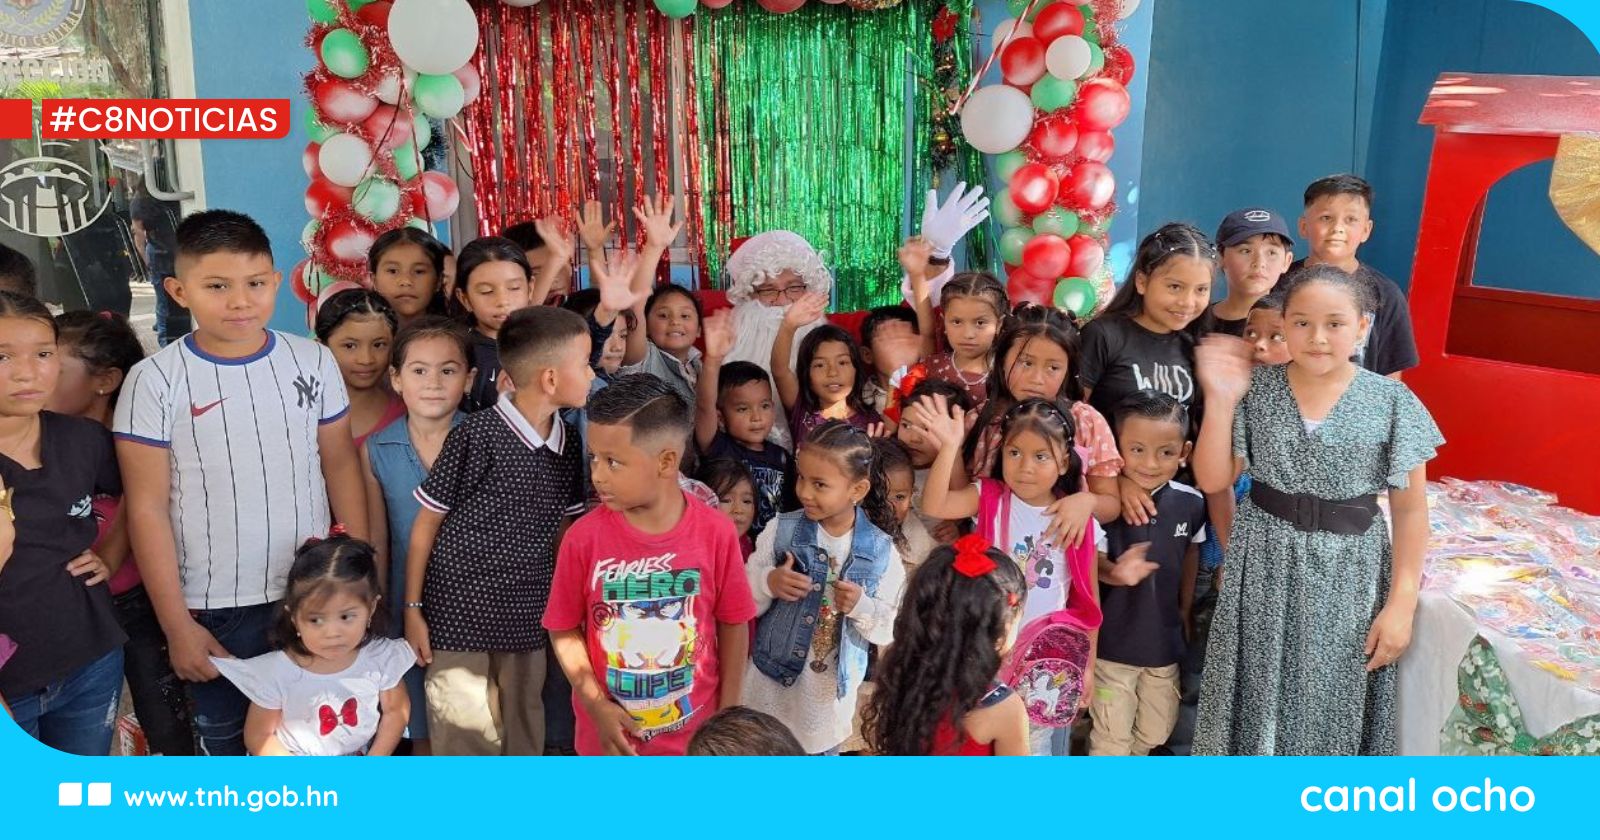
[402,306,595,755]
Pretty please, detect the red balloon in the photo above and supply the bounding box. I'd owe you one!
[355,1,391,28]
[756,0,807,11]
[1060,161,1115,211]
[305,175,353,218]
[1074,129,1116,163]
[702,0,736,6]
[1032,3,1085,46]
[1006,265,1054,307]
[1022,234,1073,281]
[1073,78,1131,131]
[1029,115,1079,160]
[290,259,317,304]
[313,78,379,124]
[1066,233,1106,277]
[1009,163,1060,216]
[363,104,414,151]
[1000,37,1046,87]
[326,219,377,265]
[420,171,460,221]
[302,141,320,178]
[1103,43,1136,87]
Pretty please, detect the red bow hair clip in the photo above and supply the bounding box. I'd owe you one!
[883,363,929,425]
[952,534,997,578]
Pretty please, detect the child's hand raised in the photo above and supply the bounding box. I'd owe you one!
[577,199,616,253]
[768,553,812,602]
[593,249,642,313]
[783,291,828,329]
[865,421,892,439]
[702,310,735,361]
[1104,542,1159,587]
[898,236,934,281]
[832,578,863,615]
[634,194,683,251]
[585,697,642,756]
[533,216,576,266]
[1195,334,1254,406]
[905,394,966,452]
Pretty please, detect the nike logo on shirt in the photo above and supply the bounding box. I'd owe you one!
[190,398,225,418]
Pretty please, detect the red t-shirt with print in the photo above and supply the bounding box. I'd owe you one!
[543,492,757,756]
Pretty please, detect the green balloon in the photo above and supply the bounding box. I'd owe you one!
[999,227,1032,266]
[995,189,1024,228]
[347,0,376,9]
[300,218,320,251]
[1086,42,1106,75]
[393,141,422,180]
[305,110,336,143]
[1007,0,1043,20]
[1031,76,1078,113]
[353,176,401,223]
[1054,277,1098,318]
[653,0,697,19]
[407,216,432,231]
[307,0,338,24]
[996,151,1028,182]
[413,72,465,119]
[1081,213,1112,237]
[1033,208,1080,238]
[412,114,433,151]
[320,28,369,80]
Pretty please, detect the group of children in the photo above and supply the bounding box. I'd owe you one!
[0,171,1441,757]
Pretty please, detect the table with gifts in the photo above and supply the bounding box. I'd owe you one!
[1395,480,1600,755]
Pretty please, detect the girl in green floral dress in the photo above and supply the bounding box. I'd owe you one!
[1190,264,1443,755]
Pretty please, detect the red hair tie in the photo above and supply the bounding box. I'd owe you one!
[329,523,348,538]
[952,534,997,578]
[97,310,116,321]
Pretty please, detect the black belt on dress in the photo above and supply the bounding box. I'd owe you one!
[1249,480,1379,536]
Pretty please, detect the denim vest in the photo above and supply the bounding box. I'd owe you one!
[366,414,462,632]
[752,508,892,698]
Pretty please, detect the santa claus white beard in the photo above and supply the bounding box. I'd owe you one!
[725,300,824,452]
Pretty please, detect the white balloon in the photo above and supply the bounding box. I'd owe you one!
[959,85,1034,155]
[318,133,375,188]
[1045,35,1092,80]
[389,0,479,75]
[991,18,1033,49]
[413,112,433,150]
[1117,0,1142,20]
[374,71,404,106]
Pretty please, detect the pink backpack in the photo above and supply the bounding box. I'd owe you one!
[977,479,1103,728]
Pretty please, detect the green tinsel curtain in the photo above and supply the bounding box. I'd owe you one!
[694,2,939,311]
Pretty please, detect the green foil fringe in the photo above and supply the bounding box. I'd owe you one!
[694,1,962,311]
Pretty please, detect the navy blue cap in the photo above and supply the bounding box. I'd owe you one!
[1215,208,1294,250]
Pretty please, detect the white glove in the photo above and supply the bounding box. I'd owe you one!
[919,181,991,259]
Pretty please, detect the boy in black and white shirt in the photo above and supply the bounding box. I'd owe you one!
[114,210,368,756]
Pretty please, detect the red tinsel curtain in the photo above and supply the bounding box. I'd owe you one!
[464,0,705,283]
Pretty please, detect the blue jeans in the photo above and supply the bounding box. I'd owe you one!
[188,603,277,756]
[149,268,189,346]
[10,647,125,756]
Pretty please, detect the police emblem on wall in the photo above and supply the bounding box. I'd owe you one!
[0,0,87,49]
[0,156,108,237]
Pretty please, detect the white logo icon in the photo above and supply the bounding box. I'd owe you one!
[0,156,109,238]
[1174,523,1190,539]
[59,782,111,807]
[1243,209,1271,223]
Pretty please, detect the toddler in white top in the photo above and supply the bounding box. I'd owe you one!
[211,533,412,756]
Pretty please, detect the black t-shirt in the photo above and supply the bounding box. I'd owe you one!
[1280,260,1419,376]
[705,431,793,535]
[1205,309,1248,338]
[462,329,501,414]
[1079,315,1198,428]
[0,413,127,697]
[1098,481,1208,668]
